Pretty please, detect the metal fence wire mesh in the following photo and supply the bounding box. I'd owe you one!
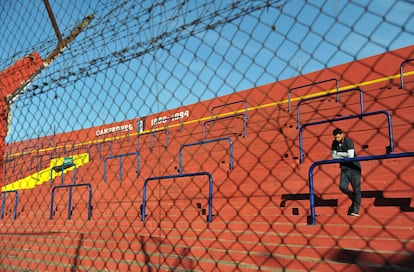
[0,0,414,271]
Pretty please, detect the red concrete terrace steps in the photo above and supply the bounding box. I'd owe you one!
[1,164,413,270]
[2,150,414,269]
[2,46,414,271]
[8,164,412,224]
[0,211,413,271]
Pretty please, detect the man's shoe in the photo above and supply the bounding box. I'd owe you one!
[350,212,360,217]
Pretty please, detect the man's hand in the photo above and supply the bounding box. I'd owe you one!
[331,149,355,159]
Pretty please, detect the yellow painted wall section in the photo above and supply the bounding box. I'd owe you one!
[1,153,89,192]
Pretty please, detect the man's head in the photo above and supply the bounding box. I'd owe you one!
[332,128,344,143]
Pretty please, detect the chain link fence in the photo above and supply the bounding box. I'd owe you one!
[1,0,414,271]
[1,0,412,141]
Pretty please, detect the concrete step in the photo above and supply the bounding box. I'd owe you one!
[1,221,413,271]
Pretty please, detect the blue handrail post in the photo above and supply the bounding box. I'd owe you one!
[178,137,233,173]
[137,116,182,153]
[137,120,143,148]
[1,190,19,220]
[104,151,139,183]
[165,127,169,150]
[49,162,77,187]
[299,110,394,164]
[119,156,123,181]
[68,185,73,220]
[138,126,167,152]
[88,141,100,160]
[299,126,305,163]
[137,152,141,177]
[308,164,317,225]
[1,192,4,219]
[50,183,93,220]
[141,172,214,223]
[399,58,414,89]
[99,140,113,158]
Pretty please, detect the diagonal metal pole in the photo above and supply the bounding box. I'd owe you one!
[42,0,63,46]
[44,13,95,66]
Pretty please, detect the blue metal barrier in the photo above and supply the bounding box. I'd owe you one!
[135,117,182,176]
[50,163,77,187]
[297,87,365,130]
[178,137,233,173]
[141,172,214,222]
[3,153,16,184]
[1,190,19,220]
[299,110,394,164]
[399,58,414,89]
[203,113,247,140]
[50,183,93,220]
[210,100,248,137]
[21,145,40,156]
[103,151,139,182]
[99,141,113,158]
[289,78,339,112]
[54,140,75,156]
[88,140,113,160]
[31,153,53,171]
[137,126,168,151]
[138,116,183,151]
[308,151,414,225]
[211,100,248,115]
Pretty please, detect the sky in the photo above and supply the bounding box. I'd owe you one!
[0,0,413,143]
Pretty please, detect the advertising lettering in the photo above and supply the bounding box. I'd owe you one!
[96,123,133,137]
[150,110,190,127]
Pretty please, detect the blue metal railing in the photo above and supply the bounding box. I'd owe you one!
[1,190,19,220]
[141,172,214,222]
[289,78,339,112]
[136,126,168,174]
[211,100,248,125]
[88,140,113,160]
[308,151,414,225]
[136,117,183,176]
[178,137,233,173]
[399,58,414,89]
[31,153,53,171]
[90,129,136,160]
[50,163,77,187]
[299,110,394,164]
[104,151,139,182]
[21,145,40,156]
[137,116,183,151]
[138,128,169,151]
[54,140,75,156]
[50,183,93,220]
[3,153,16,185]
[204,100,248,140]
[297,87,365,130]
[203,114,247,140]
